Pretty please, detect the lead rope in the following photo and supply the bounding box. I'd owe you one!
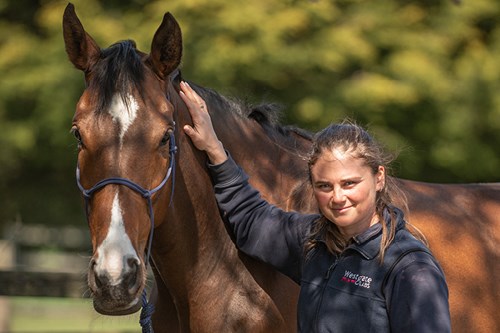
[76,132,177,333]
[138,195,158,333]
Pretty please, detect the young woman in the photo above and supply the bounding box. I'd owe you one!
[180,81,451,332]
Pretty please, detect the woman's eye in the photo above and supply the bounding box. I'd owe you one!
[314,183,332,192]
[343,181,357,187]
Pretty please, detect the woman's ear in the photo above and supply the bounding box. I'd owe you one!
[376,166,386,192]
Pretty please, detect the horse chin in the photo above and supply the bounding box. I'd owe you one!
[93,296,142,316]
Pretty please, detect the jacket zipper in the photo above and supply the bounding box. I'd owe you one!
[314,255,341,332]
[325,261,336,279]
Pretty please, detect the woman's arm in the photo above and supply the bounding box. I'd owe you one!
[209,153,315,282]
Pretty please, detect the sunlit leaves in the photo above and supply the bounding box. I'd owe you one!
[0,0,499,229]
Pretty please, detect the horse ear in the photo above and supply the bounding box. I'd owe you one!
[149,12,183,80]
[62,3,101,72]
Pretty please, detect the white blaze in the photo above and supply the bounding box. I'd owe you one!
[95,93,139,284]
[108,93,139,144]
[95,192,138,285]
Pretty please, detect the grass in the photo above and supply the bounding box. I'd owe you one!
[4,297,140,333]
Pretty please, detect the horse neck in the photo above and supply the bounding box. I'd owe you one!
[150,94,274,314]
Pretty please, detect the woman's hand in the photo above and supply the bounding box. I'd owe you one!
[180,81,227,164]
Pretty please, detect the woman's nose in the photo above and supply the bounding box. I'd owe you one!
[330,188,345,205]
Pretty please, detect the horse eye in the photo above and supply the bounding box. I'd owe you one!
[71,127,83,144]
[160,132,170,146]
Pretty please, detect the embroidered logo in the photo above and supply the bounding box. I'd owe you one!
[341,270,372,289]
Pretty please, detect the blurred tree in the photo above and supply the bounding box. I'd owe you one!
[0,0,498,231]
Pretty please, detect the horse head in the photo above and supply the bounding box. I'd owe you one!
[63,3,182,316]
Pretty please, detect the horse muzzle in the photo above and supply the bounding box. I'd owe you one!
[88,256,145,315]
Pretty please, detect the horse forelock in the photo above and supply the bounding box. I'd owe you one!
[88,40,145,114]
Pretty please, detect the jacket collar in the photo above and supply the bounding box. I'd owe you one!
[348,207,406,260]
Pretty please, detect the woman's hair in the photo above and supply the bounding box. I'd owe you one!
[305,119,427,262]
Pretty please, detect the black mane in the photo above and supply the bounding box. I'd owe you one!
[191,83,313,141]
[88,40,144,113]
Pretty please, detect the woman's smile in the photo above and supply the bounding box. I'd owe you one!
[332,205,352,213]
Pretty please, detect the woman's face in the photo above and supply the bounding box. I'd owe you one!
[310,148,385,239]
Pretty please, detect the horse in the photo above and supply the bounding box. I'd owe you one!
[63,3,500,333]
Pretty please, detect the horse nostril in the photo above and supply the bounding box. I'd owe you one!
[124,256,141,292]
[89,258,104,290]
[90,258,97,270]
[126,257,140,270]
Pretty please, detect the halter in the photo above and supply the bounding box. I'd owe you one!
[76,130,177,333]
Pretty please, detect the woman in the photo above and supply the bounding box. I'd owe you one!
[179,81,451,332]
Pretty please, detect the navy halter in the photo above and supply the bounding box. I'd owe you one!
[76,130,177,333]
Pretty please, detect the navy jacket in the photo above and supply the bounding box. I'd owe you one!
[209,155,451,333]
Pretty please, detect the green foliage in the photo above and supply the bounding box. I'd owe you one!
[0,0,498,229]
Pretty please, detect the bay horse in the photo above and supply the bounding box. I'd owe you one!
[63,3,500,333]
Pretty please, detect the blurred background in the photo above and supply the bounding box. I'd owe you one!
[0,0,499,331]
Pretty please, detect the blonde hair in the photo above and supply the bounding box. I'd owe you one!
[305,120,427,262]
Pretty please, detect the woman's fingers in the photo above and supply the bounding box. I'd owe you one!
[180,81,206,111]
[179,82,227,163]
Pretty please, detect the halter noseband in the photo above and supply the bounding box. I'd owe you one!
[75,130,177,333]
